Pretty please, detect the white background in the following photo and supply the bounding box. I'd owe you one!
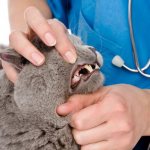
[0,0,10,45]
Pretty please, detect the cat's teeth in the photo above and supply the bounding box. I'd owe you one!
[95,64,100,69]
[84,65,93,72]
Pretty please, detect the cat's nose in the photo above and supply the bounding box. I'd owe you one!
[86,46,103,67]
[96,51,103,67]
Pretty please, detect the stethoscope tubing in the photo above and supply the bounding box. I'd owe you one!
[128,0,150,77]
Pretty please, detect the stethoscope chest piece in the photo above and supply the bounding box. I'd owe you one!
[112,55,150,76]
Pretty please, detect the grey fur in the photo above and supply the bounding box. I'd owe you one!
[0,34,104,150]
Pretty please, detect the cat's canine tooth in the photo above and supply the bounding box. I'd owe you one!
[84,65,93,72]
[95,64,100,69]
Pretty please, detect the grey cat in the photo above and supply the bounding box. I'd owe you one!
[0,34,104,150]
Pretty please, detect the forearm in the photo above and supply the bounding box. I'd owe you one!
[8,0,52,32]
[144,89,150,135]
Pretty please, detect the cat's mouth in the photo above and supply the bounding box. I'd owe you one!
[71,63,100,89]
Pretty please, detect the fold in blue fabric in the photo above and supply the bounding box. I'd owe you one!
[47,0,69,27]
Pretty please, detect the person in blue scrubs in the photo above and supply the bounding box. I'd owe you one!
[47,1,150,149]
[4,0,150,149]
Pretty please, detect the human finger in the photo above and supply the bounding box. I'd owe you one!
[9,31,45,66]
[25,7,77,63]
[57,92,99,116]
[1,61,18,83]
[72,112,132,146]
[81,141,110,150]
[25,6,56,46]
[72,123,110,145]
[70,103,109,130]
[81,136,133,150]
[70,92,127,130]
[47,19,77,63]
[57,87,110,116]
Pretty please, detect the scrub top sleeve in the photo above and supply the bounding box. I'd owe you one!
[47,0,69,27]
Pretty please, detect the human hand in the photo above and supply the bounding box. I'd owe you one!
[2,6,77,83]
[57,84,150,150]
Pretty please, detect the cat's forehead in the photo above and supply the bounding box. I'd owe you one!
[75,44,96,62]
[69,35,96,56]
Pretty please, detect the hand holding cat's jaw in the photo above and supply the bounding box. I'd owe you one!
[56,88,105,116]
[58,85,150,150]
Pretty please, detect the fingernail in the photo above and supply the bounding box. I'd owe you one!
[57,104,68,115]
[45,32,56,46]
[64,51,77,64]
[57,103,67,111]
[31,52,45,65]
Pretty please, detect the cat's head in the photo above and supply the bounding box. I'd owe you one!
[0,34,104,127]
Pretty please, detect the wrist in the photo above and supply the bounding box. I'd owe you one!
[143,89,150,136]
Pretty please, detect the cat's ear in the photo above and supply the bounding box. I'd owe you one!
[0,48,27,70]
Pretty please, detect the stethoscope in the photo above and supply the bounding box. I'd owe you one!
[112,0,150,78]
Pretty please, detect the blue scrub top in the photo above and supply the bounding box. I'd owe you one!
[47,0,150,148]
[47,0,150,89]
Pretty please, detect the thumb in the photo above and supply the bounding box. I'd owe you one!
[56,94,97,116]
[57,87,108,116]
